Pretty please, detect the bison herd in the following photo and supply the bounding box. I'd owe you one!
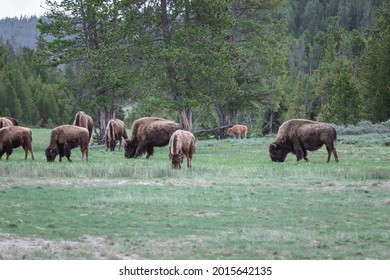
[0,113,340,167]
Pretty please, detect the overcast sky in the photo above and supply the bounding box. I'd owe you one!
[0,0,47,19]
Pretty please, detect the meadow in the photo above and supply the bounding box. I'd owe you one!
[0,128,389,259]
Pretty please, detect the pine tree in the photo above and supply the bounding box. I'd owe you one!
[360,0,390,122]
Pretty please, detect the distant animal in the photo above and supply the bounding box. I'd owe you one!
[105,119,128,151]
[0,126,34,160]
[269,119,339,163]
[168,130,196,169]
[45,125,89,162]
[227,124,248,139]
[124,117,181,159]
[0,117,19,128]
[73,111,94,141]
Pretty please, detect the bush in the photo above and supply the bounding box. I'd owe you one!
[332,119,390,135]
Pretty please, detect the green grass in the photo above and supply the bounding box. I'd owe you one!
[0,129,389,259]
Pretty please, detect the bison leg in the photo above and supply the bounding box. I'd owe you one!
[326,145,339,163]
[24,147,28,160]
[303,150,309,162]
[6,147,13,160]
[82,147,89,161]
[333,149,339,162]
[293,143,304,161]
[30,147,35,160]
[135,143,145,158]
[187,154,192,168]
[145,145,154,159]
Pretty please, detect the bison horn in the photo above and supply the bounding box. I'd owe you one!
[270,143,277,150]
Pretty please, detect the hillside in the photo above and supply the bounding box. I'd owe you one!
[0,16,40,49]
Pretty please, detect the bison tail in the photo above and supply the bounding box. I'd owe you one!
[332,126,337,140]
[109,121,114,141]
[74,112,81,126]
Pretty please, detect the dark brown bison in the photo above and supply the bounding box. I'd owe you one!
[45,125,89,162]
[0,117,19,128]
[168,130,196,169]
[73,111,94,141]
[105,119,128,151]
[124,117,181,159]
[0,126,35,160]
[269,119,339,163]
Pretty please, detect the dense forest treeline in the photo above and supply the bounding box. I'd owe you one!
[0,0,389,140]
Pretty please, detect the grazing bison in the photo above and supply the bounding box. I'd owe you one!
[0,117,19,128]
[45,125,89,162]
[105,119,128,151]
[73,111,94,141]
[124,117,181,159]
[168,130,196,169]
[0,126,35,160]
[269,119,339,163]
[227,124,248,139]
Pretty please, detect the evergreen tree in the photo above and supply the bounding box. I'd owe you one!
[360,0,390,122]
[318,58,362,124]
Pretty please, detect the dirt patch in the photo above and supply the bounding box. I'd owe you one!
[0,177,167,188]
[0,234,138,260]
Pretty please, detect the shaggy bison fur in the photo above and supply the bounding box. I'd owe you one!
[168,130,196,169]
[124,117,181,159]
[227,124,248,139]
[105,119,128,151]
[0,126,35,160]
[73,111,94,141]
[269,119,339,163]
[45,125,89,162]
[0,117,19,128]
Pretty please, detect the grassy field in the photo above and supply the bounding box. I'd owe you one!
[0,128,389,259]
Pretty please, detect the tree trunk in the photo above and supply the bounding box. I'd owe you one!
[179,107,193,132]
[95,107,115,144]
[215,103,236,139]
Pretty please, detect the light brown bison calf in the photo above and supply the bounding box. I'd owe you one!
[0,126,35,160]
[73,111,94,141]
[227,124,248,139]
[105,119,128,151]
[124,117,181,159]
[269,119,338,162]
[168,130,196,169]
[45,125,89,162]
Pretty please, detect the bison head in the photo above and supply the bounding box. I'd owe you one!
[124,139,136,158]
[45,147,58,162]
[227,128,233,135]
[169,153,183,169]
[269,143,290,162]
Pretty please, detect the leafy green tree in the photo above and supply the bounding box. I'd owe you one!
[226,0,287,137]
[37,0,129,138]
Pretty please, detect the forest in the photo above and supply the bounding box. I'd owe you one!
[0,0,389,141]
